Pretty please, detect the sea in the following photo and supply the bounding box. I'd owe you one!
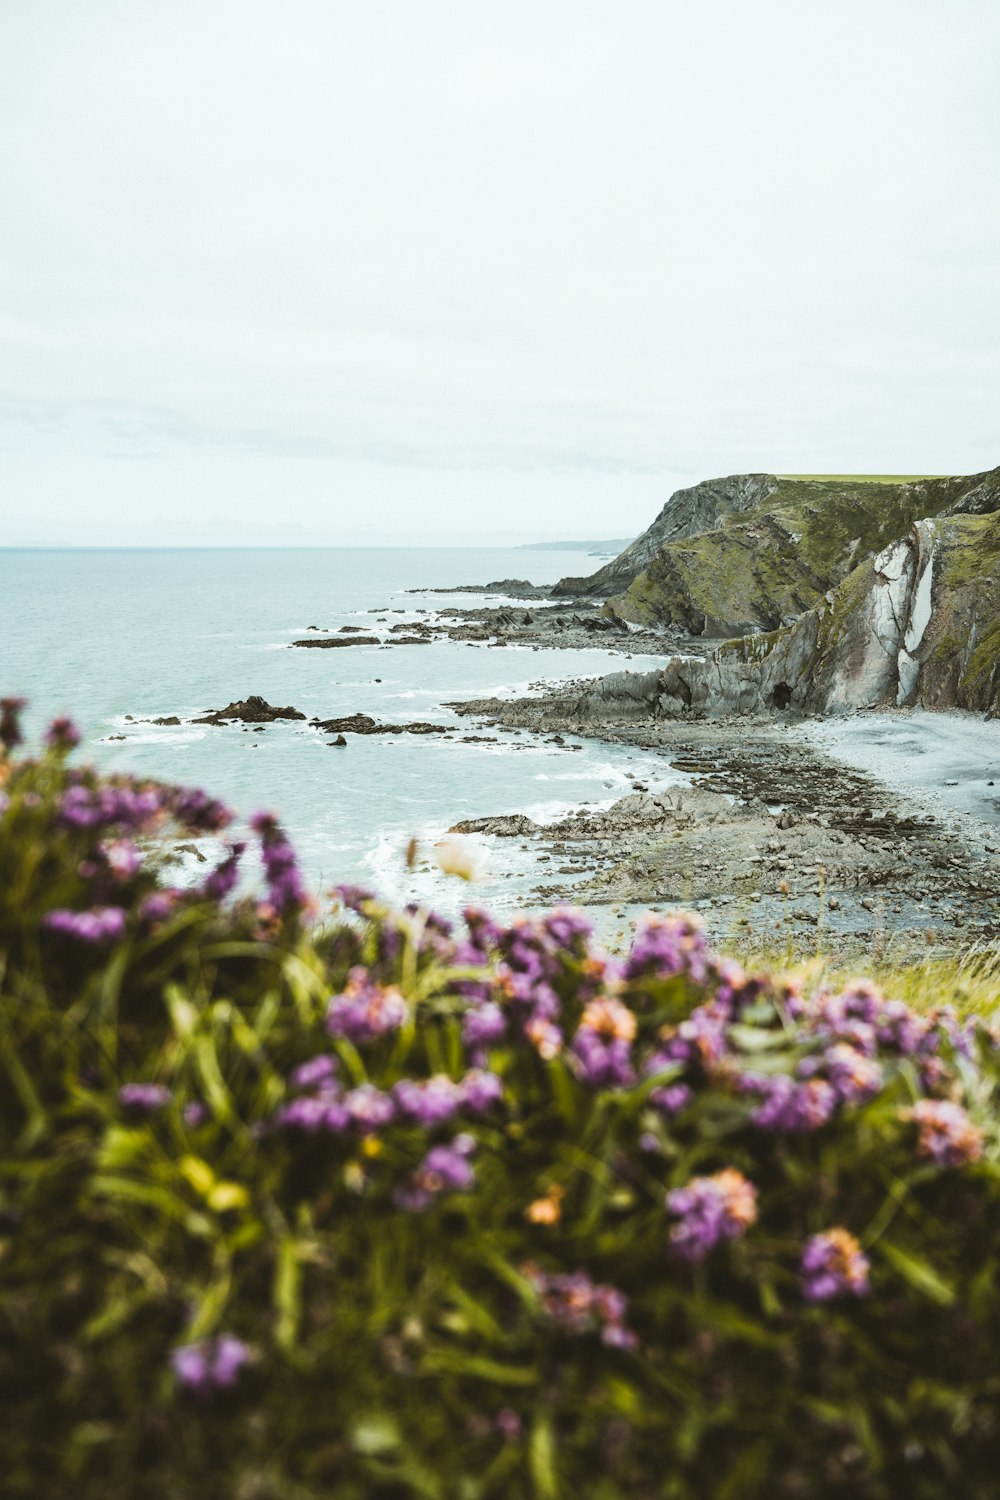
[0,548,683,917]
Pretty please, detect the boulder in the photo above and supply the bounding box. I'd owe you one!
[192,696,306,725]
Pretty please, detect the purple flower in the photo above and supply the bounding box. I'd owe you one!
[170,1334,250,1396]
[623,912,711,985]
[277,1093,350,1133]
[99,838,143,882]
[800,1229,870,1302]
[256,826,307,916]
[327,969,409,1043]
[496,1408,522,1442]
[459,1068,503,1115]
[344,1083,396,1134]
[183,1101,208,1128]
[394,1074,463,1127]
[903,1100,984,1168]
[798,1043,883,1105]
[45,716,81,751]
[43,905,127,944]
[572,1028,634,1089]
[542,908,592,951]
[462,906,504,956]
[59,783,164,833]
[334,883,376,913]
[118,1083,173,1114]
[394,1135,476,1210]
[523,1265,638,1349]
[666,1169,758,1263]
[290,1054,339,1091]
[141,890,181,925]
[201,841,246,902]
[649,1081,692,1116]
[746,1074,837,1132]
[171,786,232,833]
[462,1000,507,1056]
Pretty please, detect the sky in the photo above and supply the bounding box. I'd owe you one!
[1,0,998,546]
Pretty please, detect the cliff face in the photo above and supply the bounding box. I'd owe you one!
[570,488,1000,722]
[552,473,777,598]
[555,468,1000,639]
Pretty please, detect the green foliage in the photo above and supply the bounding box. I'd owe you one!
[3,729,1000,1498]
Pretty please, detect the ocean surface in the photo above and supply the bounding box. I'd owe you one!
[0,548,681,916]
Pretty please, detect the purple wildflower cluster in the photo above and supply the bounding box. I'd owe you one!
[394,1069,502,1126]
[460,909,596,1064]
[251,812,308,917]
[903,1099,984,1169]
[45,716,81,751]
[169,786,232,833]
[800,1229,871,1303]
[170,1334,251,1396]
[326,968,409,1043]
[118,1082,173,1113]
[200,841,246,902]
[571,996,636,1088]
[43,905,126,945]
[59,782,165,833]
[623,911,713,985]
[522,1264,638,1350]
[666,1169,758,1262]
[394,1135,477,1211]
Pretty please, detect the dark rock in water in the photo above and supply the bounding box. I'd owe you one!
[313,713,442,737]
[339,624,366,633]
[107,734,126,741]
[329,734,347,746]
[175,842,207,863]
[193,696,307,725]
[291,635,381,648]
[449,814,539,836]
[151,715,181,726]
[407,578,556,600]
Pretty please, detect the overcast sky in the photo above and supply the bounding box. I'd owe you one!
[1,0,998,546]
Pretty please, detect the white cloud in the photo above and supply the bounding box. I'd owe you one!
[1,0,998,544]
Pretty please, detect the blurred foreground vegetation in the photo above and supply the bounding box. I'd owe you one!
[2,700,1000,1499]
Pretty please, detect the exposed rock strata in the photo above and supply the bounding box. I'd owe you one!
[567,508,1000,720]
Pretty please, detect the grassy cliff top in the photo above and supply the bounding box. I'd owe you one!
[777,473,947,483]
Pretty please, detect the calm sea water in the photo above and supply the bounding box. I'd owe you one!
[0,548,680,914]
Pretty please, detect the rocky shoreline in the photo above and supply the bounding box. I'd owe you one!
[291,596,675,656]
[445,686,1000,964]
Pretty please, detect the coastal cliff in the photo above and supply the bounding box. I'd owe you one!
[569,480,1000,721]
[554,467,1000,640]
[542,464,1000,719]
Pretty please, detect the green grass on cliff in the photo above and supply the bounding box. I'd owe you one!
[611,470,994,633]
[777,474,946,483]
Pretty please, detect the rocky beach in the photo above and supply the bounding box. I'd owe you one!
[428,464,1000,961]
[115,465,1000,960]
